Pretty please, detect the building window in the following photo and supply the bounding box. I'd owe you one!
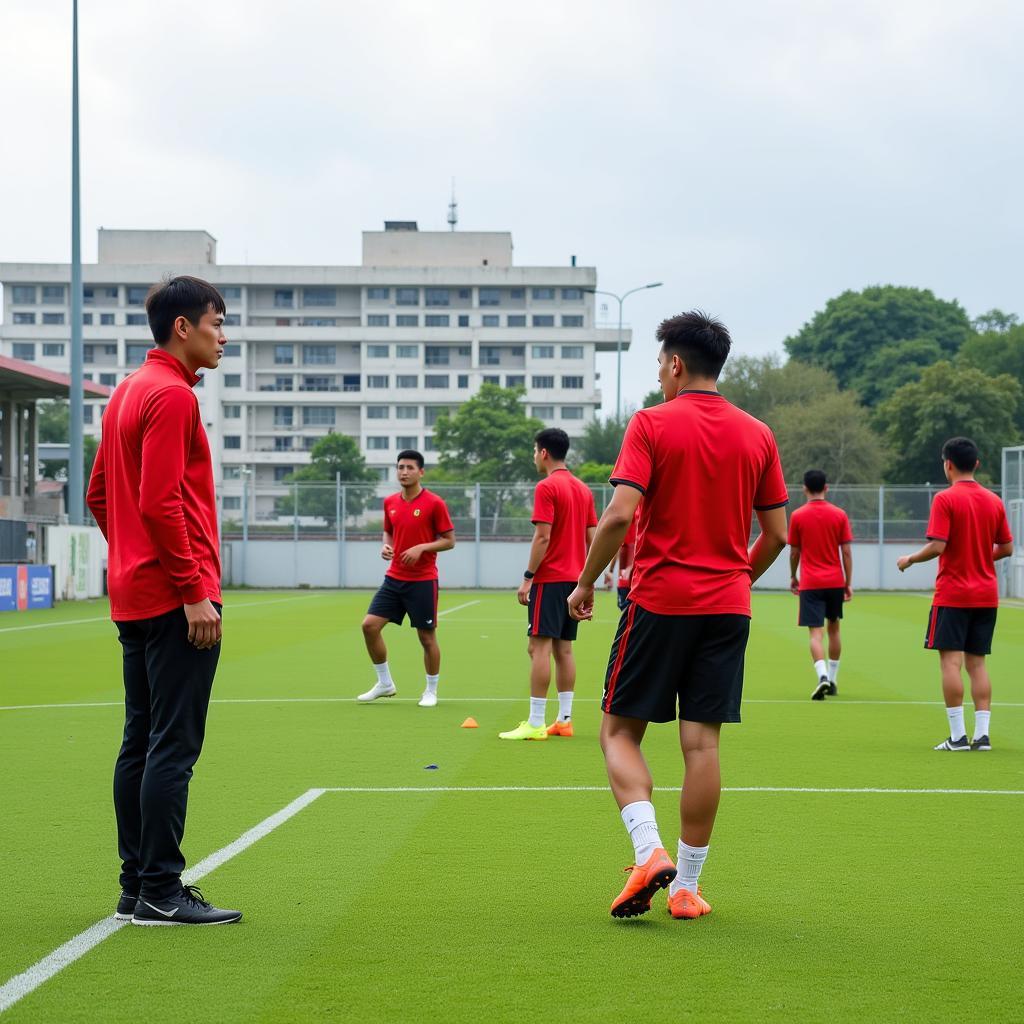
[224,374,242,388]
[424,374,449,389]
[221,496,241,511]
[223,405,241,419]
[367,375,389,388]
[457,315,469,327]
[532,287,555,300]
[482,374,500,385]
[303,345,336,365]
[561,345,584,359]
[532,315,555,328]
[367,344,390,358]
[12,343,35,361]
[223,466,242,480]
[532,375,554,389]
[505,374,525,388]
[12,286,35,304]
[274,289,294,308]
[41,285,66,305]
[423,437,439,452]
[221,314,240,327]
[367,314,390,327]
[303,407,335,426]
[457,374,469,389]
[366,405,389,419]
[126,314,148,326]
[561,316,584,328]
[367,287,390,300]
[396,344,418,358]
[424,407,450,426]
[275,375,294,391]
[342,374,361,392]
[425,288,450,307]
[99,373,117,386]
[532,405,554,419]
[425,314,449,327]
[12,312,35,324]
[532,345,554,359]
[220,286,242,301]
[509,288,525,300]
[273,466,294,482]
[397,374,418,389]
[100,313,115,325]
[479,346,501,366]
[457,288,471,300]
[77,312,89,324]
[507,315,526,327]
[562,406,584,420]
[125,286,147,306]
[425,346,450,366]
[223,343,242,358]
[396,314,419,327]
[274,344,294,365]
[396,288,419,306]
[561,375,584,389]
[366,436,390,450]
[479,288,501,307]
[43,343,65,357]
[562,288,583,300]
[396,405,418,419]
[274,437,293,451]
[302,376,333,391]
[224,435,242,449]
[482,315,500,327]
[303,287,335,307]
[126,343,151,365]
[396,435,418,449]
[82,405,94,424]
[274,406,294,427]
[301,318,336,327]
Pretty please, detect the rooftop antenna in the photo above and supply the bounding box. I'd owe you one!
[447,179,458,231]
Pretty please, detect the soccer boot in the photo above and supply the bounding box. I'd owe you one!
[667,886,712,920]
[610,848,677,918]
[357,680,397,702]
[826,680,838,696]
[811,678,829,701]
[132,886,242,927]
[498,721,548,740]
[418,691,438,708]
[933,735,970,751]
[970,735,991,751]
[546,719,574,737]
[114,890,138,921]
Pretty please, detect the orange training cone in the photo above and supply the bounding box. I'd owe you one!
[461,717,479,729]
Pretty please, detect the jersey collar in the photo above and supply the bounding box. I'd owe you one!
[145,347,203,387]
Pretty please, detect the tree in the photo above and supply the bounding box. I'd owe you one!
[276,433,376,524]
[971,309,1020,334]
[854,338,946,406]
[874,362,1022,483]
[958,322,1024,425]
[784,286,972,399]
[575,461,614,484]
[575,416,626,465]
[719,355,840,424]
[642,389,662,408]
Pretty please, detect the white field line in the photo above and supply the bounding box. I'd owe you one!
[438,599,481,616]
[0,788,326,1015]
[322,786,1024,795]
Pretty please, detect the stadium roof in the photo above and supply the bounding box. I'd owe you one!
[0,355,112,401]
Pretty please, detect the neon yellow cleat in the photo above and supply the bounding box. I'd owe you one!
[498,721,548,741]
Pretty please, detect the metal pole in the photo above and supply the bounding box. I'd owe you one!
[293,479,299,586]
[877,485,885,591]
[335,472,342,589]
[68,0,84,524]
[474,482,481,588]
[340,483,347,588]
[241,472,249,587]
[616,296,624,422]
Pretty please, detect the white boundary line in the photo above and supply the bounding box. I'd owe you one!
[321,785,1024,795]
[438,599,480,617]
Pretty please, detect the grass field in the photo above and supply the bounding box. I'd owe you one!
[1,589,1023,1023]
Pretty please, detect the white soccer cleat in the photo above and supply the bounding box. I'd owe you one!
[357,681,397,702]
[418,691,438,708]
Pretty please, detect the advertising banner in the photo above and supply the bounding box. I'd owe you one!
[0,566,15,612]
[0,565,54,612]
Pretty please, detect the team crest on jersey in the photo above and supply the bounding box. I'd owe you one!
[414,509,422,517]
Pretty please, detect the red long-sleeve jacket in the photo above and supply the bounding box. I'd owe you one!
[87,348,221,621]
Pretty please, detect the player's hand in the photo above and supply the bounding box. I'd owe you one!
[568,582,595,621]
[619,566,633,584]
[400,545,424,566]
[184,599,221,650]
[381,544,394,561]
[517,579,532,606]
[844,585,853,602]
[603,572,613,588]
[789,577,799,596]
[896,555,912,573]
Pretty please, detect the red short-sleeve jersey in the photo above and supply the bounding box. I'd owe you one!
[788,500,853,590]
[610,391,789,616]
[532,468,598,583]
[926,480,1012,607]
[384,488,455,582]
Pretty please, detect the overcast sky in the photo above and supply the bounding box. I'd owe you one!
[2,0,1021,413]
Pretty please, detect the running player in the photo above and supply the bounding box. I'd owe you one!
[357,450,455,707]
[568,310,789,921]
[897,437,1013,751]
[788,469,853,700]
[500,428,597,740]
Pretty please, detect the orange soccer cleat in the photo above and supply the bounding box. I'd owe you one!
[667,886,712,920]
[546,720,574,737]
[610,848,676,918]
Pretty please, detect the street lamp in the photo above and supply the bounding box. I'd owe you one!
[586,283,663,420]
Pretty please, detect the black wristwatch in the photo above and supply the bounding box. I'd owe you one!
[523,570,535,580]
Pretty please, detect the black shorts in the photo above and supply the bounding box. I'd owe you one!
[602,604,750,724]
[798,588,844,627]
[526,581,578,641]
[924,606,997,655]
[367,577,439,630]
[617,586,631,612]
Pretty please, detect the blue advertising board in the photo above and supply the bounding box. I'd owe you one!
[0,566,15,612]
[0,565,54,612]
[27,565,54,609]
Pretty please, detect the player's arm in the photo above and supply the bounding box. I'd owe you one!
[85,438,108,539]
[897,539,946,572]
[749,506,788,584]
[993,541,1014,561]
[585,525,596,551]
[381,530,394,561]
[517,522,552,605]
[841,542,853,600]
[788,546,800,595]
[399,530,455,565]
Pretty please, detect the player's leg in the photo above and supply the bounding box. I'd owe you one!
[801,591,829,699]
[935,648,969,749]
[500,585,554,739]
[965,652,992,750]
[404,580,441,707]
[826,617,842,695]
[549,637,576,735]
[416,628,441,707]
[358,613,397,701]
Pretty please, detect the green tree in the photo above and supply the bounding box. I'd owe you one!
[276,433,376,524]
[642,389,662,408]
[874,362,1022,483]
[958,323,1024,407]
[784,286,972,399]
[854,338,946,406]
[575,461,615,484]
[575,416,626,465]
[971,309,1019,334]
[37,400,70,443]
[719,355,839,424]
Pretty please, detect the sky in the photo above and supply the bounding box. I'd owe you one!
[1,0,1021,414]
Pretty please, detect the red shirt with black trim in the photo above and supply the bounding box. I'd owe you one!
[926,480,1012,607]
[532,468,598,583]
[384,488,455,582]
[610,391,789,616]
[788,499,853,590]
[86,348,221,621]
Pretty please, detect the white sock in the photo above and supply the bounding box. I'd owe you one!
[813,659,828,681]
[373,661,393,687]
[425,674,439,695]
[669,840,709,896]
[528,697,547,728]
[557,691,574,721]
[620,801,662,864]
[946,705,966,741]
[973,709,990,740]
[828,659,840,684]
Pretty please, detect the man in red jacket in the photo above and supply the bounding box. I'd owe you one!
[87,275,241,926]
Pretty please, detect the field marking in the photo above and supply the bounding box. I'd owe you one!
[320,786,1024,796]
[0,788,326,1015]
[438,600,481,617]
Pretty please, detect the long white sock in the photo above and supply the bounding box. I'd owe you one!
[813,659,828,681]
[425,674,439,695]
[620,801,662,864]
[528,697,547,728]
[557,691,574,721]
[373,661,393,686]
[973,709,991,740]
[946,705,966,741]
[828,660,840,684]
[669,840,709,896]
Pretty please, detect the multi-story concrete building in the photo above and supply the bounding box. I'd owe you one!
[0,225,629,521]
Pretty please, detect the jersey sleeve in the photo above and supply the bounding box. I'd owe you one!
[753,434,789,511]
[926,492,951,542]
[433,497,455,535]
[532,478,555,524]
[840,510,854,544]
[587,487,598,528]
[610,413,654,493]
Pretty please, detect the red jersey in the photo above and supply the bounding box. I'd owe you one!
[611,391,789,616]
[383,488,454,582]
[531,468,598,583]
[926,480,1012,607]
[86,348,221,621]
[788,500,853,590]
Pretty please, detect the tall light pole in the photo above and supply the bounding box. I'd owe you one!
[587,283,662,420]
[68,0,84,523]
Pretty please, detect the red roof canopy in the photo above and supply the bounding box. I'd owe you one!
[0,355,113,400]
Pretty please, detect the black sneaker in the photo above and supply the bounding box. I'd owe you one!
[811,678,829,701]
[114,890,139,921]
[970,735,992,751]
[132,885,242,927]
[826,681,838,696]
[933,735,970,751]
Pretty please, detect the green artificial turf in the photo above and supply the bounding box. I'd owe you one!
[1,591,1022,1022]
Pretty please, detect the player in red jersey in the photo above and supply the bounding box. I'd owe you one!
[605,506,640,611]
[501,428,597,740]
[897,437,1013,751]
[358,450,455,707]
[788,469,853,700]
[568,311,788,920]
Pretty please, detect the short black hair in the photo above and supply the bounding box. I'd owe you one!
[656,310,732,379]
[535,427,570,461]
[145,275,226,345]
[804,469,827,493]
[397,449,424,469]
[942,437,979,472]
